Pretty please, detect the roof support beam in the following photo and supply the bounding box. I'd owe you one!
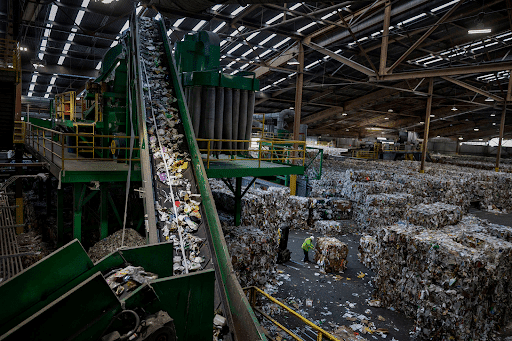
[302,106,344,125]
[441,76,503,102]
[375,61,512,81]
[379,1,391,75]
[386,0,465,74]
[420,78,434,173]
[496,71,512,170]
[303,41,376,77]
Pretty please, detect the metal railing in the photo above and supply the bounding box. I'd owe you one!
[22,122,140,172]
[13,121,25,144]
[244,286,342,341]
[196,138,307,169]
[351,150,378,159]
[0,38,21,83]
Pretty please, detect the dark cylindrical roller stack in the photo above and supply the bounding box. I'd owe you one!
[244,91,255,150]
[232,89,240,155]
[238,90,248,152]
[214,87,224,155]
[191,86,202,138]
[222,88,233,154]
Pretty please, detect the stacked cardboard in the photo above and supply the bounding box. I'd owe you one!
[359,218,512,340]
[406,202,463,229]
[223,225,277,287]
[314,237,348,273]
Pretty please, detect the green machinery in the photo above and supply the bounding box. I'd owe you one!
[15,14,267,341]
[0,240,215,341]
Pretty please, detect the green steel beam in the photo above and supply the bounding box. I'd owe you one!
[100,183,108,239]
[73,183,85,241]
[57,188,64,247]
[158,19,267,341]
[107,191,123,227]
[205,164,304,179]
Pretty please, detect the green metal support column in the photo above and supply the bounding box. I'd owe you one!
[46,179,52,217]
[100,183,108,240]
[235,177,242,226]
[73,183,85,241]
[57,188,64,247]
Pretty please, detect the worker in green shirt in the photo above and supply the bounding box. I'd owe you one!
[302,236,315,262]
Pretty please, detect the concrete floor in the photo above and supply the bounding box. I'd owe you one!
[268,229,415,340]
[468,208,512,227]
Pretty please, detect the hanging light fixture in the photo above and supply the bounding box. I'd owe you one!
[468,12,491,34]
[451,106,458,111]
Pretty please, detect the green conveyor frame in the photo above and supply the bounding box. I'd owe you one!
[157,19,267,341]
[0,240,215,341]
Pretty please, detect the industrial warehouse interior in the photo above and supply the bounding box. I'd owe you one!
[1,0,512,340]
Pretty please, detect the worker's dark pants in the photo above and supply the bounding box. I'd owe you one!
[303,250,309,262]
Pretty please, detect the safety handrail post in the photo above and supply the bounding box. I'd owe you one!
[60,134,65,171]
[51,132,54,163]
[207,140,211,169]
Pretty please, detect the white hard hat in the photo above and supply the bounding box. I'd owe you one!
[310,236,314,240]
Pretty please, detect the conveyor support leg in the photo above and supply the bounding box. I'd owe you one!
[100,183,108,239]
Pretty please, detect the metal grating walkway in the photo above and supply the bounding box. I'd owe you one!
[0,194,23,281]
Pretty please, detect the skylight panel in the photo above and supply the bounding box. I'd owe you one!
[400,13,426,25]
[44,28,51,37]
[155,13,161,20]
[273,77,286,85]
[174,18,185,27]
[424,58,443,65]
[305,60,321,69]
[267,13,284,25]
[96,61,102,70]
[212,5,222,11]
[192,20,207,31]
[213,22,226,33]
[260,85,272,91]
[50,75,57,85]
[504,37,512,42]
[48,4,58,22]
[136,6,143,15]
[46,86,52,93]
[247,32,259,41]
[227,61,236,68]
[289,3,302,10]
[75,10,85,26]
[31,74,38,83]
[472,46,485,52]
[68,33,76,42]
[240,64,249,69]
[485,42,499,47]
[497,31,512,39]
[431,0,459,13]
[230,26,245,36]
[227,43,243,54]
[27,92,33,97]
[81,0,90,7]
[120,20,129,33]
[321,10,339,20]
[167,29,173,36]
[274,37,291,48]
[288,72,297,77]
[231,6,247,16]
[416,55,436,63]
[29,84,35,91]
[259,34,276,45]
[297,22,316,33]
[242,50,253,57]
[57,56,65,65]
[110,40,118,48]
[260,50,272,57]
[220,40,227,46]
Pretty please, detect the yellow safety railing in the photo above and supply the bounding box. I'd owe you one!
[196,138,307,169]
[244,286,342,341]
[23,122,140,172]
[55,91,76,120]
[13,121,25,144]
[351,150,378,159]
[0,38,21,83]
